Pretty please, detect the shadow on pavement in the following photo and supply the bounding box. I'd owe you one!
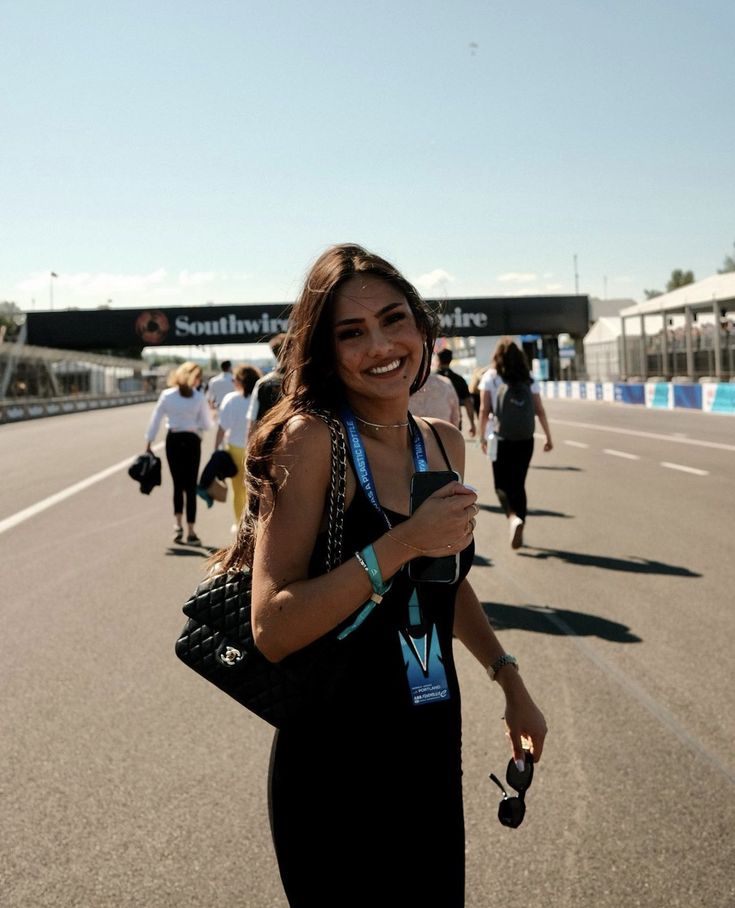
[472,553,494,567]
[517,546,701,577]
[482,601,642,643]
[478,503,572,519]
[530,465,583,472]
[165,546,218,558]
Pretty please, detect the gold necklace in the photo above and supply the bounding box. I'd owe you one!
[354,414,409,430]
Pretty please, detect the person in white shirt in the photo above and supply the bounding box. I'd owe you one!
[408,372,460,426]
[206,360,235,411]
[215,364,263,527]
[477,338,553,550]
[145,362,212,545]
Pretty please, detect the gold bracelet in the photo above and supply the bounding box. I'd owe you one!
[385,532,426,555]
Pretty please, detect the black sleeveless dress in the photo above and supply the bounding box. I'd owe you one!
[268,449,475,908]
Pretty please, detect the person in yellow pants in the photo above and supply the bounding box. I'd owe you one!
[215,364,262,531]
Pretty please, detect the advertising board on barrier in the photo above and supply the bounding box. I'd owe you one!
[0,394,159,424]
[538,380,733,415]
[645,383,673,410]
[615,383,645,405]
[702,382,735,414]
[672,384,702,410]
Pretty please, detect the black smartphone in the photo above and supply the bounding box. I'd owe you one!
[408,470,461,584]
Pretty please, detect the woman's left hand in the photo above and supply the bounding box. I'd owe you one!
[499,675,548,766]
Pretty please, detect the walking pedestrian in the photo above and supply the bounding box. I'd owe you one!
[246,333,286,428]
[214,363,263,530]
[206,360,234,412]
[408,370,460,425]
[215,244,547,906]
[468,363,488,416]
[145,362,212,545]
[478,337,553,549]
[435,348,476,435]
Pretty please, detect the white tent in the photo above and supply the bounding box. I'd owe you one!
[583,317,642,381]
[619,272,735,319]
[618,273,735,380]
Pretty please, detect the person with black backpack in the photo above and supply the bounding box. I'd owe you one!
[478,337,553,549]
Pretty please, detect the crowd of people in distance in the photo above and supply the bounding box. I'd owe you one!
[142,326,552,554]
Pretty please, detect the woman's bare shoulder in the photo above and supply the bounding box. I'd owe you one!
[421,418,465,469]
[272,412,333,470]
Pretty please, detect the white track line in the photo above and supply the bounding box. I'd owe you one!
[551,417,735,453]
[564,440,589,448]
[0,443,164,536]
[603,448,640,460]
[661,462,709,476]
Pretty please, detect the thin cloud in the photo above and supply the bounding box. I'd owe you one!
[17,269,168,296]
[13,269,247,307]
[498,272,537,283]
[414,269,455,293]
[503,284,566,296]
[178,270,217,287]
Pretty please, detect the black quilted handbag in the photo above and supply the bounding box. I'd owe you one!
[174,412,347,727]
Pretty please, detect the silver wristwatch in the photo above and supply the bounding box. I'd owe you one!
[487,653,519,681]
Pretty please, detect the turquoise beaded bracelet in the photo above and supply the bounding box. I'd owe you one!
[355,544,391,604]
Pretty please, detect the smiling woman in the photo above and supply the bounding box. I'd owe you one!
[207,243,547,907]
[331,274,423,412]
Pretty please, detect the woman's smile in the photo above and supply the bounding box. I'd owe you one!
[366,357,403,376]
[332,274,422,402]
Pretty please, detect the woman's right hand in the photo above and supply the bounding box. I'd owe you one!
[402,481,477,558]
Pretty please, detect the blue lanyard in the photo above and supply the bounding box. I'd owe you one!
[340,407,428,527]
[337,407,430,640]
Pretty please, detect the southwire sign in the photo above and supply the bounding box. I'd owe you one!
[25,303,293,350]
[173,311,290,339]
[25,295,588,351]
[434,296,589,337]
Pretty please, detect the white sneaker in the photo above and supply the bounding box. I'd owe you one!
[509,516,524,549]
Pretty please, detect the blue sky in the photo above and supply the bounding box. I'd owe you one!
[2,0,734,330]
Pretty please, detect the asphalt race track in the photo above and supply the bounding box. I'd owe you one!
[1,399,733,907]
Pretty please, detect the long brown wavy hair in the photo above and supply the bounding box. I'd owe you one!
[492,337,532,384]
[215,242,439,570]
[233,364,263,397]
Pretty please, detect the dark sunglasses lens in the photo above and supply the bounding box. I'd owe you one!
[498,798,525,828]
[506,755,534,791]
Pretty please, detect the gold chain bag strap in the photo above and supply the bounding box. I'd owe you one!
[174,411,347,728]
[323,409,347,571]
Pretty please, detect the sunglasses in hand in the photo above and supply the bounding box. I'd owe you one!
[489,751,534,828]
